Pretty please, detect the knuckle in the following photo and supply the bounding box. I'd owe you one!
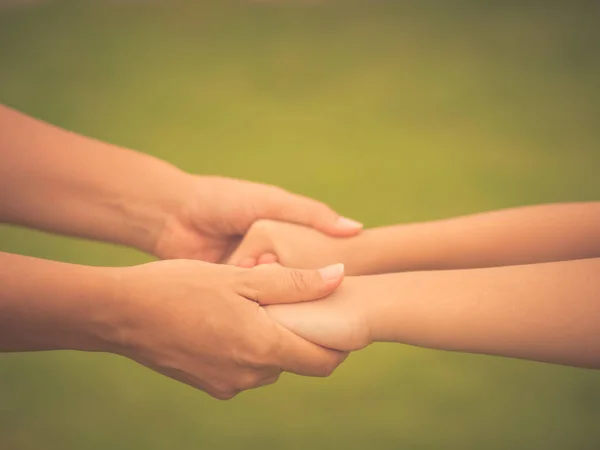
[247,335,279,368]
[316,360,338,378]
[234,371,263,391]
[266,185,289,201]
[266,372,282,385]
[250,219,275,235]
[288,269,308,292]
[317,366,334,378]
[303,199,334,225]
[232,270,262,303]
[211,390,237,401]
[248,286,262,304]
[314,200,334,215]
[242,284,262,304]
[261,190,288,216]
[208,380,240,400]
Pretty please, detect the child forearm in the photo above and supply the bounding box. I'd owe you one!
[369,258,600,368]
[344,203,600,274]
[267,258,600,368]
[231,203,600,276]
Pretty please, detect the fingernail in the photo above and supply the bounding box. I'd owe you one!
[318,263,345,283]
[336,216,363,229]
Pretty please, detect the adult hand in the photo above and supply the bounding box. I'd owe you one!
[152,176,362,262]
[113,259,347,399]
[0,107,361,262]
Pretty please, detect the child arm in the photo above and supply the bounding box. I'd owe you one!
[266,258,600,369]
[230,202,600,275]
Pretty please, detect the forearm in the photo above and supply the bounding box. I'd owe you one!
[343,203,600,274]
[366,258,600,368]
[0,251,122,353]
[0,105,193,253]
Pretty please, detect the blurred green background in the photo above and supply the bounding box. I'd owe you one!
[1,1,600,449]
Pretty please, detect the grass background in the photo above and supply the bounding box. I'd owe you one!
[1,1,600,449]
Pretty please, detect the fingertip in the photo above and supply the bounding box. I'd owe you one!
[257,253,278,265]
[317,216,363,237]
[239,257,258,268]
[335,217,363,233]
[318,263,345,285]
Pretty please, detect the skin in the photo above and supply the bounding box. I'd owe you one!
[0,253,347,399]
[230,203,600,368]
[0,105,362,263]
[0,105,362,398]
[265,259,600,369]
[229,202,600,274]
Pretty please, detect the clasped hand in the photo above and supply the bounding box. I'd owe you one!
[114,259,347,400]
[112,177,359,400]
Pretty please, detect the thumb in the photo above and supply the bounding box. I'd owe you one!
[236,263,345,305]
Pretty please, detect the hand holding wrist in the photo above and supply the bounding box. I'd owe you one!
[103,259,347,399]
[265,276,378,352]
[150,177,362,263]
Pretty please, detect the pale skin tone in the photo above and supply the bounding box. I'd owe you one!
[230,203,600,369]
[0,105,362,399]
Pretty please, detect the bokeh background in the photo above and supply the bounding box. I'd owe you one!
[1,1,600,449]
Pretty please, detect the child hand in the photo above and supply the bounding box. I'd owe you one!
[264,277,376,352]
[228,219,353,270]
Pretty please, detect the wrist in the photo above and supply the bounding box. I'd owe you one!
[355,273,409,344]
[342,224,442,275]
[340,229,393,275]
[112,156,195,255]
[337,275,394,346]
[56,265,127,354]
[92,264,161,357]
[0,254,127,354]
[361,270,458,348]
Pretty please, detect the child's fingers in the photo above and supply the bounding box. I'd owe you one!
[257,253,278,265]
[228,231,273,267]
[227,239,272,267]
[239,256,258,268]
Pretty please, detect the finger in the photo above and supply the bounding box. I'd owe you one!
[261,190,363,237]
[275,324,349,377]
[228,227,273,267]
[239,256,257,268]
[257,253,278,265]
[255,372,281,388]
[237,263,345,305]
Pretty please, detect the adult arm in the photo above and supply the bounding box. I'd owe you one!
[0,105,362,261]
[0,251,346,399]
[230,203,600,274]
